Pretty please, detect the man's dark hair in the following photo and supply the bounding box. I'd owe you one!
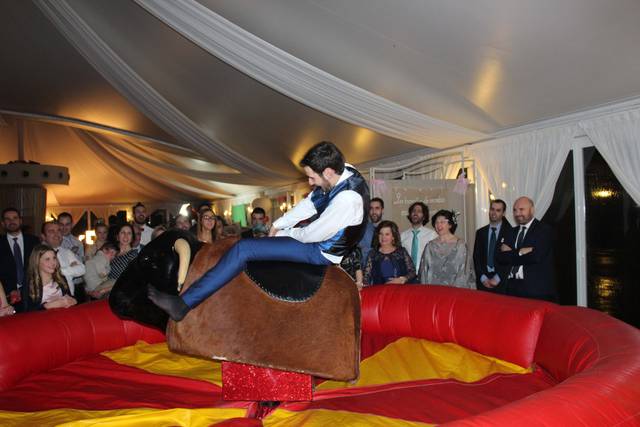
[58,212,72,222]
[407,202,429,226]
[251,207,266,217]
[491,199,507,212]
[299,141,345,175]
[1,207,21,219]
[41,220,57,235]
[132,202,145,211]
[99,241,120,254]
[197,202,212,212]
[370,197,385,209]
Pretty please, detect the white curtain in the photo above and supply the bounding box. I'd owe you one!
[473,172,491,229]
[580,108,640,205]
[133,0,485,148]
[467,124,578,226]
[34,0,289,183]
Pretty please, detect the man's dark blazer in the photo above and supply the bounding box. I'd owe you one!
[496,218,556,301]
[473,219,512,294]
[0,233,40,311]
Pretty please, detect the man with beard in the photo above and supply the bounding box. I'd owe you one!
[0,207,39,312]
[473,199,512,294]
[358,197,384,263]
[147,141,370,321]
[401,201,437,271]
[133,202,154,245]
[497,196,556,302]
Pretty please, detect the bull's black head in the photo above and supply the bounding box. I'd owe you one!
[109,229,201,330]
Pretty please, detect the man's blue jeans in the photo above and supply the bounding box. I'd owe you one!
[181,237,332,308]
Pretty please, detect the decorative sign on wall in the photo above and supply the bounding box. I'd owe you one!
[374,179,476,249]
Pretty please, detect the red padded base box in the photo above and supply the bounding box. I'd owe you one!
[221,361,313,401]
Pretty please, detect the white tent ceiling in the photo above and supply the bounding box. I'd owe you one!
[2,0,640,206]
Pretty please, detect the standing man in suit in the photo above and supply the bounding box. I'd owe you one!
[473,199,512,294]
[358,197,384,264]
[497,197,556,302]
[0,207,40,312]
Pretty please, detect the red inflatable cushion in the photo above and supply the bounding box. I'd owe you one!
[0,300,164,391]
[361,285,548,368]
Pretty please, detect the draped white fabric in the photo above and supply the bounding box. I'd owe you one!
[34,0,289,183]
[474,172,492,230]
[579,109,640,205]
[133,0,485,148]
[468,125,577,225]
[0,118,263,205]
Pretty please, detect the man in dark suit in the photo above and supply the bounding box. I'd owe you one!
[473,199,512,294]
[497,197,556,302]
[0,207,40,312]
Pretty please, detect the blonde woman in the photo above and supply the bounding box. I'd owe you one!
[26,244,77,311]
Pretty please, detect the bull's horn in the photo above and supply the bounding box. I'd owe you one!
[173,238,190,292]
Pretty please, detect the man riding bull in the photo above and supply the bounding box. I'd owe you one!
[148,141,370,321]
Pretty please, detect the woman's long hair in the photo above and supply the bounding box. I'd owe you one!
[197,208,217,243]
[27,244,70,303]
[372,220,402,251]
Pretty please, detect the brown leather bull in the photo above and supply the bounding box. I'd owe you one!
[166,238,361,382]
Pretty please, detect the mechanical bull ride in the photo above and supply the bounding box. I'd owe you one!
[109,229,361,399]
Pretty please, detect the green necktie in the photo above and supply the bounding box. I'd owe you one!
[411,229,420,265]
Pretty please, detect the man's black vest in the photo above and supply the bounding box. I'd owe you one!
[310,166,370,258]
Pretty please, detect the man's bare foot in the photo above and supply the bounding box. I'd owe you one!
[147,285,190,321]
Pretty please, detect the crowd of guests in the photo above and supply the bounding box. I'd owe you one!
[1,193,555,318]
[347,195,556,302]
[345,198,475,290]
[0,201,257,317]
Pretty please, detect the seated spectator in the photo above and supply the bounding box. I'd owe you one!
[174,215,191,231]
[84,242,119,299]
[189,202,213,235]
[151,225,167,240]
[419,210,474,288]
[197,208,217,243]
[223,223,241,238]
[85,223,109,260]
[214,215,226,240]
[41,221,85,296]
[363,220,416,286]
[0,282,16,317]
[25,244,77,311]
[108,224,139,282]
[131,223,146,254]
[241,207,269,238]
[58,212,85,259]
[340,246,364,290]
